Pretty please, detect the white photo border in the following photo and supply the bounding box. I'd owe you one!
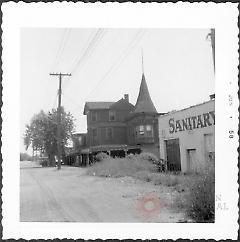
[1,2,239,240]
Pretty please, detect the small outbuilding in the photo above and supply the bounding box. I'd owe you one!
[158,99,215,173]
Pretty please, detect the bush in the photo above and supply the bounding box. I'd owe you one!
[94,152,110,162]
[138,152,167,172]
[139,152,159,164]
[186,162,215,222]
[87,156,158,178]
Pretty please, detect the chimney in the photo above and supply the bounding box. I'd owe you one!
[124,94,129,102]
[209,94,215,100]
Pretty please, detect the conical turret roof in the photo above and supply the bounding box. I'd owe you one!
[133,73,157,114]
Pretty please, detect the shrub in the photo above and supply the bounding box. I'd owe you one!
[139,152,159,164]
[186,162,215,222]
[94,152,110,162]
[87,156,158,178]
[138,152,169,172]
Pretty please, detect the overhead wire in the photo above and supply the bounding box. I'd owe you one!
[53,28,72,72]
[42,28,67,112]
[70,28,106,75]
[68,29,97,74]
[69,29,146,114]
[50,28,68,72]
[61,29,98,92]
[63,28,107,93]
[85,29,146,100]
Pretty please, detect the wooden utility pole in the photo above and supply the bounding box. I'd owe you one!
[49,72,71,169]
[210,29,215,72]
[207,29,215,72]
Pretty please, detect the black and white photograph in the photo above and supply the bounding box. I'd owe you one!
[1,2,238,240]
[19,27,216,223]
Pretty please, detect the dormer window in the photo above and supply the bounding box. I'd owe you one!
[109,110,116,121]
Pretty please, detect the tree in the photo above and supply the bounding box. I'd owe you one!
[24,108,75,166]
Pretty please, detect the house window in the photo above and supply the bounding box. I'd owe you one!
[106,127,113,140]
[78,136,83,145]
[109,110,116,121]
[139,125,145,135]
[136,125,153,137]
[146,125,153,137]
[92,128,97,139]
[91,112,97,122]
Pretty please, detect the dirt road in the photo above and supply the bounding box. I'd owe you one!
[20,161,185,222]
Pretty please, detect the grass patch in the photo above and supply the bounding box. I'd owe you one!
[87,155,182,187]
[87,154,215,222]
[185,162,215,222]
[87,156,157,178]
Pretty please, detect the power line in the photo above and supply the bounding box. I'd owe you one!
[70,28,102,74]
[64,29,107,93]
[85,29,146,99]
[68,29,97,73]
[61,29,98,92]
[68,29,146,114]
[53,29,72,72]
[51,29,68,71]
[70,28,106,75]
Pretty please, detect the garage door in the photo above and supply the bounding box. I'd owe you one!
[165,138,181,171]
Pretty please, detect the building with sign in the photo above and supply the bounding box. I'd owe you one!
[158,99,215,173]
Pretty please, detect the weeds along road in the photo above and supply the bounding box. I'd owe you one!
[20,161,185,222]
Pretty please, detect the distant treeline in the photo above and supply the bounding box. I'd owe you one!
[20,153,33,161]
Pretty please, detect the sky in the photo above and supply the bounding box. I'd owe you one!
[20,28,215,153]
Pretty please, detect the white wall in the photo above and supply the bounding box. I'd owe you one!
[158,100,215,173]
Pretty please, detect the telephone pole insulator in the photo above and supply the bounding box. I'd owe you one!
[49,72,71,170]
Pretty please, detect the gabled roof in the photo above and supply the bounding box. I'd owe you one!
[110,98,134,110]
[133,73,157,114]
[83,102,114,114]
[83,98,134,115]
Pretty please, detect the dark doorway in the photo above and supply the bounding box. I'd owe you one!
[165,138,181,171]
[187,149,197,172]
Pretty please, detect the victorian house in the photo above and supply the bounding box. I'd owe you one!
[83,95,134,157]
[67,66,160,166]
